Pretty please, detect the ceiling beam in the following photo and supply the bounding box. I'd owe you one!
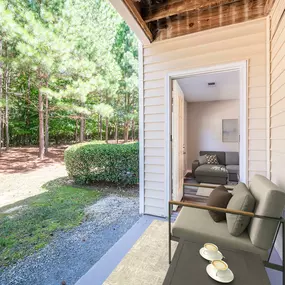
[143,0,240,23]
[264,0,275,15]
[122,0,153,41]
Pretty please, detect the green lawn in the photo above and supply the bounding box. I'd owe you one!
[0,179,101,267]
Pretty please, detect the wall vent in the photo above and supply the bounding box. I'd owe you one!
[208,82,216,87]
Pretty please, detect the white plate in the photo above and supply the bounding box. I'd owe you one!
[199,248,223,261]
[206,264,234,283]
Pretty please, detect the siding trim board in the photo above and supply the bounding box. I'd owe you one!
[138,43,145,215]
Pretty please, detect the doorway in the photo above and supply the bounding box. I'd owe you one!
[166,61,248,207]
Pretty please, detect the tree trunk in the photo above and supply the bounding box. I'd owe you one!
[115,122,118,144]
[1,120,4,149]
[75,119,78,142]
[105,118,109,143]
[124,121,129,142]
[44,95,49,154]
[131,119,135,142]
[99,115,102,141]
[39,90,45,159]
[26,75,31,145]
[80,115,84,142]
[5,70,9,150]
[0,40,2,155]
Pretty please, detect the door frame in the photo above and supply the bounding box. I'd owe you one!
[172,81,186,209]
[165,60,248,217]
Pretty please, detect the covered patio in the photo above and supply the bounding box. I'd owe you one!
[75,214,282,284]
[74,0,285,284]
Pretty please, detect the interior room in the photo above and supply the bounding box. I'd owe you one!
[171,70,241,203]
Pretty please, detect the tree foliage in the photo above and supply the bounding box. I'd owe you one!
[0,0,138,155]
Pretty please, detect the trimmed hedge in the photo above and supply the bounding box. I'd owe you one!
[64,142,139,185]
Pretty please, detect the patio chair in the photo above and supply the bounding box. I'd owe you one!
[168,175,285,284]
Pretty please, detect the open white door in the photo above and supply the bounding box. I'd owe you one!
[172,81,185,208]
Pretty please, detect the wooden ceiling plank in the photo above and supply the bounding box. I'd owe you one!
[123,0,153,41]
[154,0,266,41]
[143,0,240,23]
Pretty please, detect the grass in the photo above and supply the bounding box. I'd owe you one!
[0,179,101,267]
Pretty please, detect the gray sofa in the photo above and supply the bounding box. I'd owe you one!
[170,175,285,263]
[192,151,239,184]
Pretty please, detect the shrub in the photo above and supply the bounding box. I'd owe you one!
[64,141,139,185]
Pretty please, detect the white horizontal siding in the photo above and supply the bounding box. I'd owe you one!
[248,86,266,98]
[249,150,267,161]
[142,18,268,216]
[144,122,164,131]
[249,118,267,129]
[248,139,267,150]
[270,0,285,259]
[144,139,164,148]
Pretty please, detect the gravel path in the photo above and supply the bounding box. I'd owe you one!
[0,195,139,285]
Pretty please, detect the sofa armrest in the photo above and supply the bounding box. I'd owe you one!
[192,160,200,177]
[184,183,234,190]
[169,200,254,217]
[167,200,284,265]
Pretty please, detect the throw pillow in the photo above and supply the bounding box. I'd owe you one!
[215,185,228,192]
[206,154,219,165]
[198,155,207,165]
[207,187,233,222]
[226,183,255,237]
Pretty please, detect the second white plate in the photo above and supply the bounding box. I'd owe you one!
[199,247,223,261]
[206,264,234,283]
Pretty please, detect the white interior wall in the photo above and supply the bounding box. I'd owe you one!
[187,100,239,169]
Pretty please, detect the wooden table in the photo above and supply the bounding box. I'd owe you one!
[163,239,271,285]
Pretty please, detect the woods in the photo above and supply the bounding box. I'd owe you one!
[0,0,139,158]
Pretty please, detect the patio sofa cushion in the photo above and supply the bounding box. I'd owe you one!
[226,183,255,237]
[226,165,239,174]
[198,155,207,165]
[200,151,225,165]
[248,175,285,250]
[172,206,268,260]
[207,187,232,222]
[205,154,219,165]
[225,152,239,165]
[195,164,228,178]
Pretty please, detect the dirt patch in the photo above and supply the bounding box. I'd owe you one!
[0,146,67,174]
[0,146,68,208]
[0,145,138,209]
[0,165,67,208]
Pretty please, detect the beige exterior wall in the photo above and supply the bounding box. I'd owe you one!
[142,18,268,216]
[269,0,285,257]
[270,0,285,190]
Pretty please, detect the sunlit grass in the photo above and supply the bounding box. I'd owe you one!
[0,179,100,267]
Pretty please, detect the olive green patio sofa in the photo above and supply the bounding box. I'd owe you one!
[169,175,285,284]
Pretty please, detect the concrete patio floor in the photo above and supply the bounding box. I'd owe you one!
[76,215,283,285]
